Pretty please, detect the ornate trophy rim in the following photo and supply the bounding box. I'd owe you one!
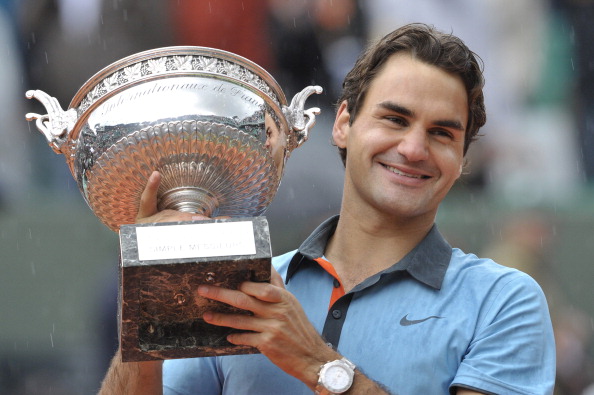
[68,46,289,113]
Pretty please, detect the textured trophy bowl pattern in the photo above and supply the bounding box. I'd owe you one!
[86,120,278,231]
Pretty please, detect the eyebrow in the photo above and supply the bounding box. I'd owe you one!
[379,101,414,117]
[378,101,466,132]
[434,119,465,132]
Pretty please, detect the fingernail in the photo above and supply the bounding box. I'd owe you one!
[197,285,209,295]
[203,311,213,321]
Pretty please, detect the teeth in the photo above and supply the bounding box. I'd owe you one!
[385,165,425,179]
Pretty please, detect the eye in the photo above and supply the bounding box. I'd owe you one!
[430,129,454,140]
[385,116,408,127]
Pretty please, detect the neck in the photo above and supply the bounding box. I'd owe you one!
[324,205,434,292]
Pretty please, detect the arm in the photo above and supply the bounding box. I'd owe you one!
[110,171,388,393]
[198,272,391,394]
[98,349,163,395]
[451,270,555,395]
[98,172,197,395]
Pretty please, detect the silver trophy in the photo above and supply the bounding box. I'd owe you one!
[26,46,322,361]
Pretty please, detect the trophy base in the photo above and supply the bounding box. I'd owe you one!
[118,217,271,362]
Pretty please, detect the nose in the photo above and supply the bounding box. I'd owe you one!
[396,127,429,161]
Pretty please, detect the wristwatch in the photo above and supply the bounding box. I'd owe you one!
[315,357,356,394]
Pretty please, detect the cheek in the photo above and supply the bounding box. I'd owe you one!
[434,145,464,179]
[448,156,464,181]
[354,127,394,156]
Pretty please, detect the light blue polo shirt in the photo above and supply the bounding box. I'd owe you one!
[163,215,555,394]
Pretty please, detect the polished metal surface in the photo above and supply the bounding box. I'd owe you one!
[26,46,322,231]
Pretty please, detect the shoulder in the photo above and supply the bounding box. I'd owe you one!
[448,247,543,291]
[445,248,550,318]
[442,248,548,321]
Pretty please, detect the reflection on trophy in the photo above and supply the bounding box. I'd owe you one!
[25,47,322,361]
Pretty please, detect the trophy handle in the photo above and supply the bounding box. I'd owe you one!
[283,85,323,149]
[25,90,78,154]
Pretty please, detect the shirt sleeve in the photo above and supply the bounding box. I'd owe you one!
[450,273,556,395]
[163,357,222,395]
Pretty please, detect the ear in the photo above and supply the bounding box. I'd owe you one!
[332,100,351,149]
[452,160,465,182]
[457,159,467,179]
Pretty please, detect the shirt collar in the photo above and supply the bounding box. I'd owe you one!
[286,215,452,290]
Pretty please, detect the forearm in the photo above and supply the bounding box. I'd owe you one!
[98,349,163,395]
[339,370,392,395]
[200,278,393,394]
[300,348,391,395]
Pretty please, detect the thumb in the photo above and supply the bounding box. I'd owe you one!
[137,171,161,220]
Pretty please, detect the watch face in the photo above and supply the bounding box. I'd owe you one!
[324,364,351,392]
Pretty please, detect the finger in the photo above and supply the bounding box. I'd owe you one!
[234,267,285,302]
[237,267,285,303]
[203,310,263,332]
[191,214,229,222]
[239,281,284,304]
[270,267,285,289]
[226,331,260,347]
[197,285,259,312]
[145,209,197,224]
[137,171,161,220]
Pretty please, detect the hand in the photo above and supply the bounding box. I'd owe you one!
[136,171,208,224]
[196,268,340,389]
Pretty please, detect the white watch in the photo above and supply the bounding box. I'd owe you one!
[315,357,356,394]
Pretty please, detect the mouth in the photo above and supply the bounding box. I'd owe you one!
[382,164,431,179]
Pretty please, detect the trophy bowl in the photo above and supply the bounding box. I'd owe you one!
[26,46,322,231]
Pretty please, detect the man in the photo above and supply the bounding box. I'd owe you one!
[99,24,555,394]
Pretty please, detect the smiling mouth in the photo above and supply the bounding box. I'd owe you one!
[383,164,430,179]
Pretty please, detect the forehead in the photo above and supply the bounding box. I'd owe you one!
[365,53,469,123]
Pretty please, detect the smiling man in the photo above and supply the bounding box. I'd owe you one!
[99,24,555,395]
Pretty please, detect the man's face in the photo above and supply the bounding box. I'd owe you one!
[333,53,468,224]
[264,112,286,180]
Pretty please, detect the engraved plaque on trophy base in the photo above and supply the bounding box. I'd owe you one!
[118,217,271,362]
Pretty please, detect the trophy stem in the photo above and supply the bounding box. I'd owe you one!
[158,187,219,216]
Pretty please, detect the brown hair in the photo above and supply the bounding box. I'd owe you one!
[336,23,486,164]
